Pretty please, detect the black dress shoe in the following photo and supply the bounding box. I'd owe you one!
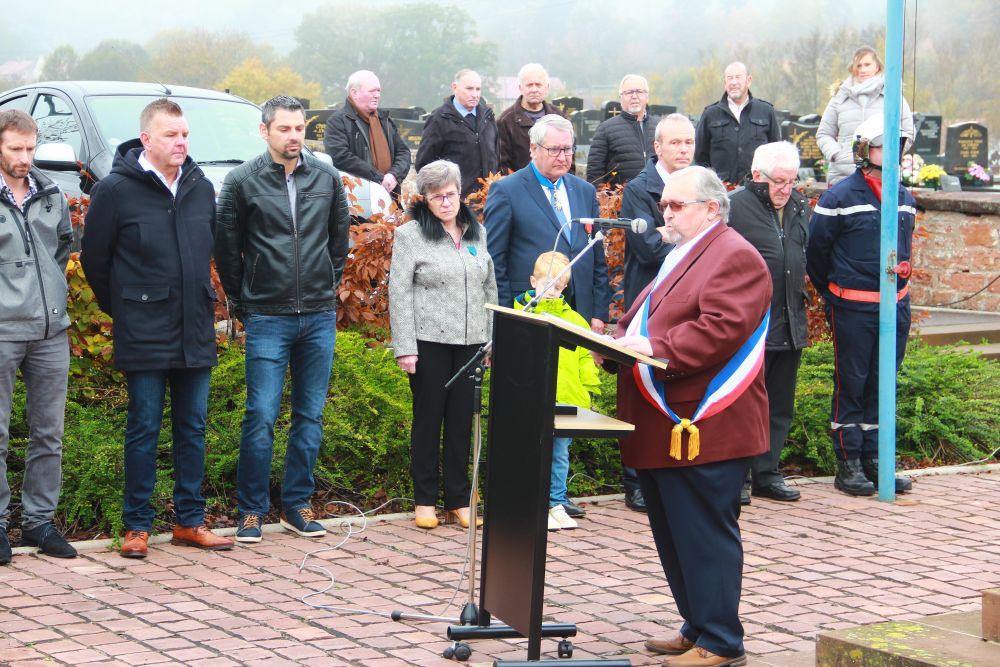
[740,487,751,505]
[625,489,647,513]
[21,523,77,559]
[752,481,801,501]
[562,500,586,517]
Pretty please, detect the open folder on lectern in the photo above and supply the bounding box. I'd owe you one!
[485,303,669,371]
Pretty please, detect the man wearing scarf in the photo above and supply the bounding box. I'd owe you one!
[323,70,411,198]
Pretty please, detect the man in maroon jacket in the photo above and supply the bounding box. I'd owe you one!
[612,165,771,667]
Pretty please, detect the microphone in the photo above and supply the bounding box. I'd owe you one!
[572,217,648,233]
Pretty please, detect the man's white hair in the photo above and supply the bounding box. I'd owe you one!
[529,114,574,146]
[619,74,649,93]
[518,63,549,85]
[751,141,801,174]
[345,70,378,94]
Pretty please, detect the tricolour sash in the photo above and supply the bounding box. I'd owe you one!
[630,297,768,460]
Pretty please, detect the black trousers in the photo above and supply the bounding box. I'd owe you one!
[638,457,750,658]
[750,349,802,488]
[408,340,479,509]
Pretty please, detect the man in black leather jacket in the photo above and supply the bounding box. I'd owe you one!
[215,96,351,544]
[695,62,781,185]
[728,141,808,505]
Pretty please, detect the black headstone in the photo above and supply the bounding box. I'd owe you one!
[781,119,823,169]
[384,106,426,121]
[552,96,584,115]
[945,122,988,174]
[647,104,677,118]
[571,109,604,145]
[305,109,335,144]
[394,118,425,150]
[912,113,942,158]
[602,101,622,120]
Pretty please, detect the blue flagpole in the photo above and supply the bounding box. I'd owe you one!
[879,0,905,501]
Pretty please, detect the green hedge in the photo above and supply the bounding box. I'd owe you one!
[4,334,998,534]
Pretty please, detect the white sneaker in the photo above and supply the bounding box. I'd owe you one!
[548,505,578,530]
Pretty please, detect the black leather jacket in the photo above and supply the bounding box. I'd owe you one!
[215,152,351,317]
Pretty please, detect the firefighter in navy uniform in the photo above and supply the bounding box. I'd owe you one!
[806,116,915,497]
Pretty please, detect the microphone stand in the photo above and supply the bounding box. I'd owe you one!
[438,225,628,665]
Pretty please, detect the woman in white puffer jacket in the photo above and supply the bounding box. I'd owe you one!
[817,46,915,185]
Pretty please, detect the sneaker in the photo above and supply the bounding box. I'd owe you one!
[547,511,561,531]
[236,514,263,543]
[21,523,77,559]
[562,500,586,517]
[548,505,578,530]
[280,506,326,537]
[0,527,10,565]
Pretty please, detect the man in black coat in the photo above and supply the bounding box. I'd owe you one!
[82,99,235,559]
[695,62,781,185]
[322,70,411,198]
[415,69,499,197]
[586,74,658,186]
[728,141,809,505]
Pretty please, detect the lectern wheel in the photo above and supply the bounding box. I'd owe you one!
[442,646,455,659]
[557,639,573,658]
[454,643,472,661]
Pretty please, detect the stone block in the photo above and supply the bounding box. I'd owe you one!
[984,588,1000,642]
[817,618,1000,666]
[960,222,999,247]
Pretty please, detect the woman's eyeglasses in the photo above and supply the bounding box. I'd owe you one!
[427,191,460,205]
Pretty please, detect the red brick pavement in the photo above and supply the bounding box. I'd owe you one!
[1,470,998,666]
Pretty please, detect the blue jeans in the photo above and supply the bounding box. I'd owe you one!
[549,436,572,507]
[124,367,212,531]
[237,311,336,516]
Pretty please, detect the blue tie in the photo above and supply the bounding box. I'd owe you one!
[547,185,573,243]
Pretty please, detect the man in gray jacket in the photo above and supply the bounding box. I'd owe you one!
[0,110,77,564]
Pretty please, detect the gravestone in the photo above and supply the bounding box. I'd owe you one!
[912,113,943,160]
[945,122,988,174]
[571,109,604,146]
[781,119,823,170]
[305,109,335,144]
[384,106,426,121]
[647,103,677,118]
[602,100,622,120]
[552,96,584,115]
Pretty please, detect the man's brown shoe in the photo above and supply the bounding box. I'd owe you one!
[121,530,149,559]
[645,632,696,655]
[170,525,234,551]
[663,646,747,667]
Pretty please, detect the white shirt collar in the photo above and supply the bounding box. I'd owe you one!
[138,151,182,197]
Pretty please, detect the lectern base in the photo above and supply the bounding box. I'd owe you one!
[495,661,631,666]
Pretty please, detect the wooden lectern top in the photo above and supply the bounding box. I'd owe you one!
[486,303,668,370]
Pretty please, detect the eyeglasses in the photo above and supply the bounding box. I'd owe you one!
[657,199,707,213]
[761,171,800,189]
[620,89,648,97]
[537,144,575,157]
[427,191,460,205]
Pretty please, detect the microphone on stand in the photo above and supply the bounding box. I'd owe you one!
[572,217,648,234]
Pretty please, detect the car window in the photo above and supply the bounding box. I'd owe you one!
[86,95,262,163]
[0,94,29,113]
[32,93,83,157]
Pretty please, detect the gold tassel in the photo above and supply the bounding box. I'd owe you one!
[687,424,700,460]
[670,420,685,460]
[669,418,700,461]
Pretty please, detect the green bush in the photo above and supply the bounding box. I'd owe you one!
[4,334,997,534]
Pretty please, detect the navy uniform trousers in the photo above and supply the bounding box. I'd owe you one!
[827,300,910,461]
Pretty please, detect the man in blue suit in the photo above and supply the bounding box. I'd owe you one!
[485,114,611,332]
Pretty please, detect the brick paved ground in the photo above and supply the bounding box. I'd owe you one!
[1,468,998,666]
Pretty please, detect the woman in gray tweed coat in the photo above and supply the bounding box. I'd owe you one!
[388,160,498,530]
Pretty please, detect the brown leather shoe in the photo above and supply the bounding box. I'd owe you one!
[170,525,234,551]
[663,646,747,667]
[645,632,696,655]
[121,530,149,559]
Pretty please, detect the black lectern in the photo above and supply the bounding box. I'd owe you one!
[446,305,664,665]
